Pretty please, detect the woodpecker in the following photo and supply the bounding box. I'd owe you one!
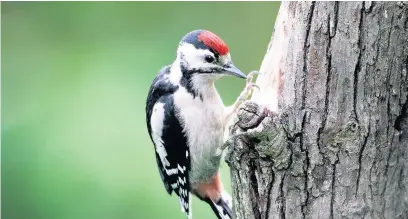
[145,29,258,219]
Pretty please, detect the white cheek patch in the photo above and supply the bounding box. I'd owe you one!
[178,43,217,70]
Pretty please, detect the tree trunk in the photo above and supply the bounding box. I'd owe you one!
[225,1,408,219]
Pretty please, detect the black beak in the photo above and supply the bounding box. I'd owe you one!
[221,64,247,79]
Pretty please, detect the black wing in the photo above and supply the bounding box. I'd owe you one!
[146,66,191,217]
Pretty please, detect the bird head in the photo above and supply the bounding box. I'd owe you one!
[176,29,247,81]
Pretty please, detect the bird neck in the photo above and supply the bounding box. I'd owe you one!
[191,75,219,100]
[171,59,220,101]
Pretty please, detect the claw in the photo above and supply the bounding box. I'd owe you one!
[246,71,261,84]
[247,83,260,91]
[238,83,260,102]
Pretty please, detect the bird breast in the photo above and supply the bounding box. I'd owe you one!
[174,86,226,184]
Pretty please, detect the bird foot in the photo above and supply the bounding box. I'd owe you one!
[223,71,261,127]
[246,70,260,85]
[236,71,260,102]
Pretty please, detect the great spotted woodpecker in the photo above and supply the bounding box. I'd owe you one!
[146,29,258,219]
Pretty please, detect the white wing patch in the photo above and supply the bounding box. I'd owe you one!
[150,102,177,175]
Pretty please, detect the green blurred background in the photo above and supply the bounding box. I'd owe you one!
[1,2,279,219]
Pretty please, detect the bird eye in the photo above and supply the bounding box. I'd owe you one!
[205,55,215,63]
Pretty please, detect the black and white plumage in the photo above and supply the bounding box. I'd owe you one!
[146,65,192,215]
[146,29,257,219]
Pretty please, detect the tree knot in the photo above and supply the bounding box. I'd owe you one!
[225,101,292,170]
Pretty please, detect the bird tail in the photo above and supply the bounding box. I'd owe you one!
[204,192,233,219]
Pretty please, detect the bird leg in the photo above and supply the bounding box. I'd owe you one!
[224,71,260,125]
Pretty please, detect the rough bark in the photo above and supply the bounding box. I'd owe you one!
[225,2,408,219]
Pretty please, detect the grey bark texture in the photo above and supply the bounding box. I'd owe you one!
[225,1,408,219]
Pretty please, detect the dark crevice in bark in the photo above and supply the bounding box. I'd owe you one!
[299,3,315,218]
[246,134,262,219]
[249,159,261,219]
[235,170,244,217]
[300,112,309,219]
[279,173,286,219]
[265,171,275,219]
[302,1,316,110]
[356,125,370,194]
[241,108,261,117]
[397,168,404,190]
[353,2,365,122]
[300,112,307,143]
[302,151,310,219]
[318,8,334,153]
[330,159,339,219]
[394,96,408,131]
[287,143,294,172]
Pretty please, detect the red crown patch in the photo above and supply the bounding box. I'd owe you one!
[198,31,229,56]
